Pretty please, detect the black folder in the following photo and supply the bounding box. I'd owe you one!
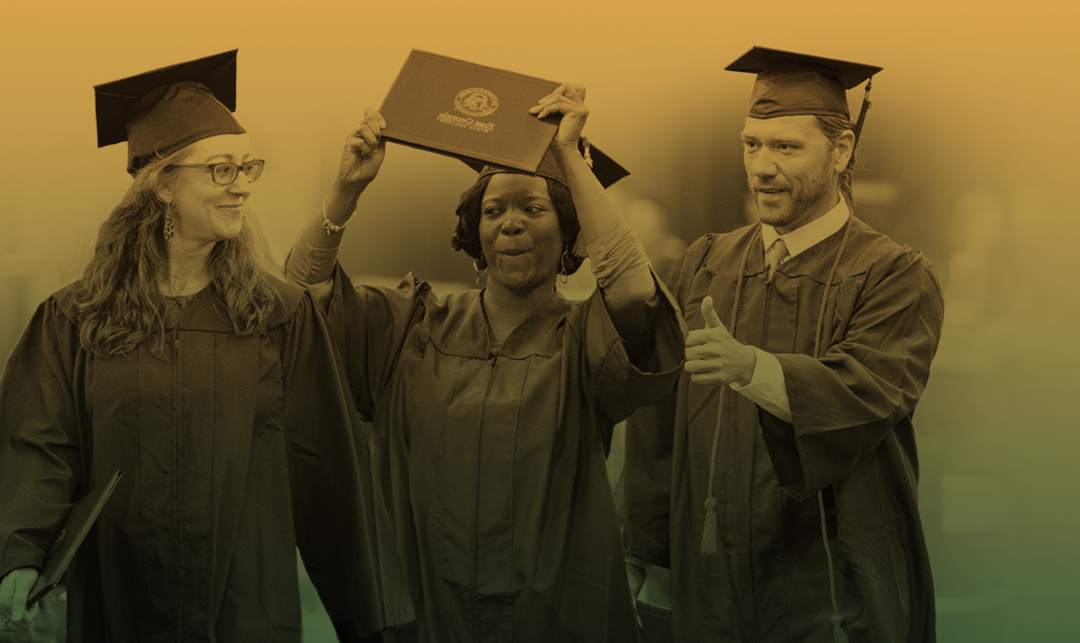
[28,470,123,605]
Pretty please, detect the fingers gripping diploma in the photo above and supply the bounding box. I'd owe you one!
[684,296,757,388]
[528,83,589,149]
[0,567,41,631]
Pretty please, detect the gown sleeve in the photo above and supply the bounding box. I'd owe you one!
[760,246,945,499]
[0,297,84,580]
[282,291,414,639]
[285,235,430,420]
[578,225,686,426]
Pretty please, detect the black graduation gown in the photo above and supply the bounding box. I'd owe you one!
[323,267,685,643]
[623,217,944,643]
[0,277,412,642]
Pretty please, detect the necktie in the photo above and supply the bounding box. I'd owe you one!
[765,237,789,283]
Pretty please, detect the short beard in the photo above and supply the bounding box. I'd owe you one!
[747,162,835,230]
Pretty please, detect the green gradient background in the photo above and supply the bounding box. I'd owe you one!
[1,1,1077,641]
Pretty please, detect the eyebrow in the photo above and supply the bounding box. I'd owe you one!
[203,152,252,163]
[740,133,803,145]
[482,190,552,204]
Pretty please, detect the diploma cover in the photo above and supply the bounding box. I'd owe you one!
[379,49,561,172]
[28,470,123,605]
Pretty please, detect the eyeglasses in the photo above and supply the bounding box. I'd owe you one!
[171,159,266,185]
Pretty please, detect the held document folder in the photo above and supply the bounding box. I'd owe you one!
[28,469,123,605]
[379,49,562,173]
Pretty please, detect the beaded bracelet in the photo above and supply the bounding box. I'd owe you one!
[321,196,349,236]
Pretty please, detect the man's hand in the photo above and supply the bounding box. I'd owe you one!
[684,295,757,388]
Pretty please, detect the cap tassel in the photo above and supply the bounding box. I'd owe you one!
[851,78,873,145]
[698,232,756,557]
[701,497,719,554]
[831,612,849,643]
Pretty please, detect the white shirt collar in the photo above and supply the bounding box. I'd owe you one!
[760,195,850,259]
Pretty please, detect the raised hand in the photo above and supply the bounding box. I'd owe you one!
[338,107,388,187]
[529,83,589,151]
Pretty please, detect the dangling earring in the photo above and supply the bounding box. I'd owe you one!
[163,210,174,241]
[475,253,487,285]
[558,246,572,284]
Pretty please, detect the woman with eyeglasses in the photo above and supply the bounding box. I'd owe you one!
[0,52,411,642]
[286,84,686,642]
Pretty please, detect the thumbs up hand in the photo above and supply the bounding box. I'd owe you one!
[684,296,757,388]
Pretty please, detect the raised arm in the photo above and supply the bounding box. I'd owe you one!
[289,109,388,287]
[530,84,627,252]
[530,85,661,360]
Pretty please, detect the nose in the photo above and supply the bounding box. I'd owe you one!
[227,170,253,197]
[499,211,525,236]
[749,148,779,179]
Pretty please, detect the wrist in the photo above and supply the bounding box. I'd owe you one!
[736,344,757,388]
[332,177,371,200]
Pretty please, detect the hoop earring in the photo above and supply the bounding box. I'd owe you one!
[163,211,175,241]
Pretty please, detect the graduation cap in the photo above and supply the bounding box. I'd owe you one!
[94,50,246,175]
[726,46,882,142]
[459,138,629,193]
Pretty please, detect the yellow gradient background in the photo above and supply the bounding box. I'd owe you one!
[1,1,1077,641]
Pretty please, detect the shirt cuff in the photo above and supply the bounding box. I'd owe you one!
[730,346,792,423]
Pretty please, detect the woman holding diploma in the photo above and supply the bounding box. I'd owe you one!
[286,84,685,642]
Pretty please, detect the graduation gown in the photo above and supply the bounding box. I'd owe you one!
[0,277,412,642]
[623,217,944,643]
[323,267,685,643]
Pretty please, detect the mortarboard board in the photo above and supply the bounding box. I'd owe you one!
[94,50,246,175]
[460,139,629,192]
[726,46,882,142]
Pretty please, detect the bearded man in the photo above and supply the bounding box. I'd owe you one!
[622,47,944,643]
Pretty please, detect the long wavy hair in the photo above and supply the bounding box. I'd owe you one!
[814,115,858,208]
[451,173,585,276]
[74,147,278,357]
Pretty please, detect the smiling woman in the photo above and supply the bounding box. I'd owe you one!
[0,51,412,642]
[159,135,263,292]
[478,174,565,296]
[285,85,687,642]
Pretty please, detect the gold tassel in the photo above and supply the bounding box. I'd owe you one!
[700,496,718,554]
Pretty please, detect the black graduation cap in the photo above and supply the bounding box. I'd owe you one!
[460,138,629,191]
[726,46,882,141]
[94,50,246,174]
